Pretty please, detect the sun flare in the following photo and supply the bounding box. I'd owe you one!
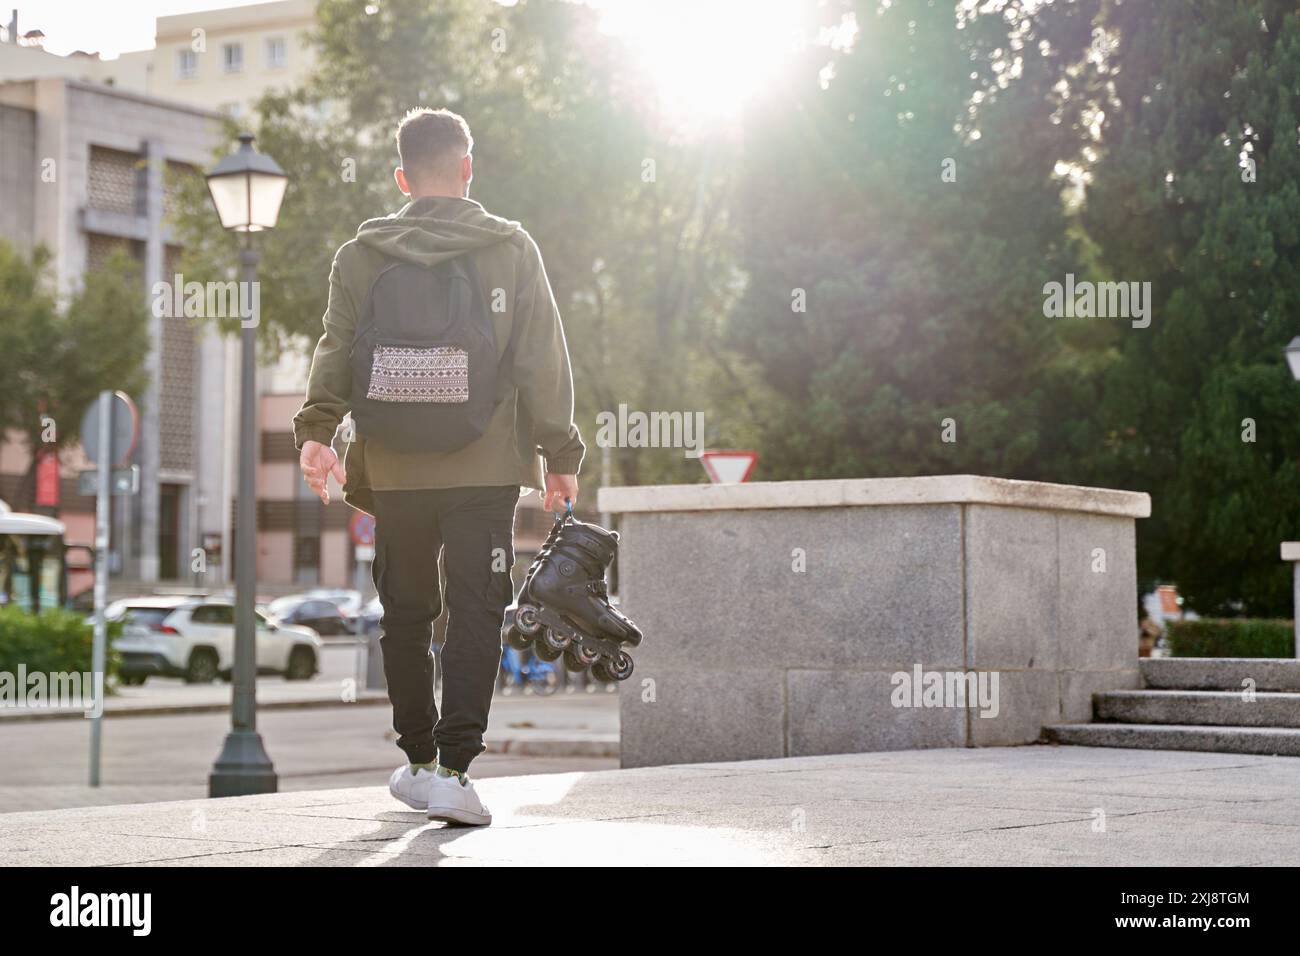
[594,0,811,124]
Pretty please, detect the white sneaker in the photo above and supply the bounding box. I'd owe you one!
[388,764,436,811]
[426,770,492,826]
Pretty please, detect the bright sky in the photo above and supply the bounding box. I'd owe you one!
[15,0,821,120]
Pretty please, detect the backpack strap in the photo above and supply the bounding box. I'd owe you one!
[455,254,522,391]
[349,258,404,356]
[468,253,525,380]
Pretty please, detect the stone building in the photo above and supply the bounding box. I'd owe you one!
[0,75,225,593]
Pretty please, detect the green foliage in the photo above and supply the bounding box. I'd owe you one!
[167,0,756,487]
[0,242,58,443]
[0,241,150,509]
[1166,618,1294,658]
[0,606,120,677]
[160,0,1300,615]
[729,0,1112,484]
[1082,0,1300,615]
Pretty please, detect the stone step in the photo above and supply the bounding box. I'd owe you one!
[1094,689,1300,728]
[1044,722,1300,757]
[1140,657,1300,692]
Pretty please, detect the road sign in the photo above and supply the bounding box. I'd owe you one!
[700,450,758,484]
[350,511,376,547]
[79,391,138,467]
[78,466,140,497]
[35,448,60,507]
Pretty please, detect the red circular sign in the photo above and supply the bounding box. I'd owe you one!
[349,512,376,547]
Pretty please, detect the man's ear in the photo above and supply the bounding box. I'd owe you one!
[395,167,411,196]
[462,153,473,187]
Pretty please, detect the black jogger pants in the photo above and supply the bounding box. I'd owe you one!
[371,485,518,772]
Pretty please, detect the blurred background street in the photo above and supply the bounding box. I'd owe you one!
[0,659,617,812]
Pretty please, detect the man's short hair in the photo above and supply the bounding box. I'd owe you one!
[396,107,473,184]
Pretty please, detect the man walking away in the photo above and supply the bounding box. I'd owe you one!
[294,108,584,825]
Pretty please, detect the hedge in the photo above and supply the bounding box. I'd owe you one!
[1166,618,1294,658]
[0,606,120,678]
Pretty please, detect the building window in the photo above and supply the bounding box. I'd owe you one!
[162,160,199,221]
[159,484,183,581]
[265,36,286,70]
[222,42,243,73]
[294,533,321,586]
[176,49,198,79]
[85,234,144,279]
[294,480,322,586]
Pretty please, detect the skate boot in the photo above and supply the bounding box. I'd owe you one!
[510,506,642,682]
[503,516,565,651]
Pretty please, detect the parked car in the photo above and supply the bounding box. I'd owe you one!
[302,589,364,619]
[113,597,321,685]
[266,595,356,636]
[103,594,204,625]
[357,595,383,636]
[104,595,193,638]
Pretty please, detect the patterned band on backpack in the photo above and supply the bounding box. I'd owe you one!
[368,345,470,403]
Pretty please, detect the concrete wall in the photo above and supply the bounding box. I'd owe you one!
[599,475,1150,768]
[0,102,35,247]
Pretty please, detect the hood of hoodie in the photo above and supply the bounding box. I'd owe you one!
[354,196,520,266]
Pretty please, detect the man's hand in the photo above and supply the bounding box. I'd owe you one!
[543,473,578,513]
[300,440,346,505]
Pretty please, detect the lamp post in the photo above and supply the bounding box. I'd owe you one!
[1283,336,1300,657]
[1286,336,1300,383]
[205,132,287,797]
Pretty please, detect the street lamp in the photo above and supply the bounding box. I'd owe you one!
[1286,336,1300,382]
[205,132,287,797]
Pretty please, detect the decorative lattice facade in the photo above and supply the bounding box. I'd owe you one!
[87,146,143,216]
[159,245,194,473]
[84,232,142,274]
[163,160,200,222]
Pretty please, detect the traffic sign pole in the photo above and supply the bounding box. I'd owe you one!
[89,391,111,787]
[349,511,384,690]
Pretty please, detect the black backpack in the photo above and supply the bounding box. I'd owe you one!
[349,255,498,453]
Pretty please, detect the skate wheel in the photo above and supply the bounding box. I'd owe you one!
[562,647,589,673]
[505,625,532,651]
[591,661,614,683]
[533,637,563,662]
[515,605,542,636]
[542,626,571,651]
[566,639,600,666]
[609,652,634,682]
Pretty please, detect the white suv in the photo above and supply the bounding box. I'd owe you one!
[113,597,321,685]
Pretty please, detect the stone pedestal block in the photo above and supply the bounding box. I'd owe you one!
[599,475,1149,768]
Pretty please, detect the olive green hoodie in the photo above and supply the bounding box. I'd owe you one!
[292,196,585,515]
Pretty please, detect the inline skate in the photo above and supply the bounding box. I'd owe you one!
[503,503,642,682]
[503,516,564,651]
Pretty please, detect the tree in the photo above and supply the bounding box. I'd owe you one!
[1081,0,1300,614]
[728,0,1109,484]
[0,241,150,509]
[168,0,751,487]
